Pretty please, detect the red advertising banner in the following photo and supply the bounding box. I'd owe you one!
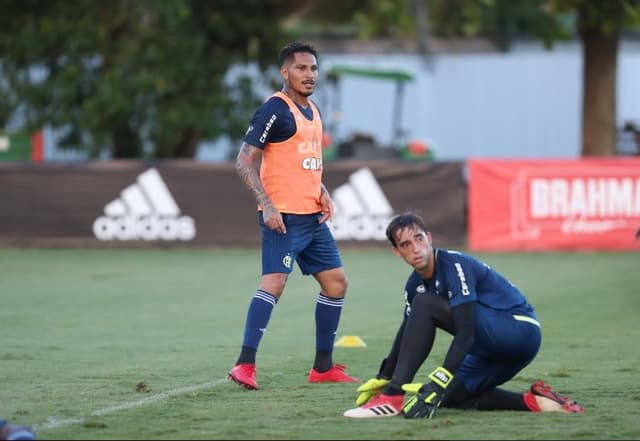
[468,158,640,251]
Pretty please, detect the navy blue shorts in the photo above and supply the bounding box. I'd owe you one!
[455,304,541,395]
[259,212,343,275]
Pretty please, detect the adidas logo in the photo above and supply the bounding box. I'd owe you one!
[329,167,394,241]
[93,168,196,241]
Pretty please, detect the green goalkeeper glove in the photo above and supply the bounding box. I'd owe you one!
[401,366,454,419]
[355,358,392,406]
[356,378,390,406]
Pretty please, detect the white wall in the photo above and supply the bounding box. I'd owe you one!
[318,40,640,160]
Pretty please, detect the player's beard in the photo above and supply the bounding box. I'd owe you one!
[299,88,314,97]
[299,81,315,97]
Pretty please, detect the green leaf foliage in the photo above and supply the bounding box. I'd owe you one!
[0,0,293,158]
[2,0,639,158]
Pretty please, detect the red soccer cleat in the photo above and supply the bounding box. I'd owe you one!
[530,380,584,413]
[343,393,404,418]
[228,363,259,390]
[308,363,361,383]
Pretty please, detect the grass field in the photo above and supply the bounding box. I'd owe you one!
[1,247,639,440]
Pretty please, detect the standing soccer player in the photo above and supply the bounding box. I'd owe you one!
[228,41,359,390]
[344,212,584,418]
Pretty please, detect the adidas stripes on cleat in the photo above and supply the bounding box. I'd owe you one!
[308,364,361,383]
[228,363,258,390]
[531,380,584,413]
[343,394,404,418]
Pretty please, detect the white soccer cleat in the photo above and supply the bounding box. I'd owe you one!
[343,394,404,418]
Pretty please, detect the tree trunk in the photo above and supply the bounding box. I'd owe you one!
[111,124,142,158]
[156,125,200,158]
[174,126,200,158]
[578,8,619,156]
[412,0,434,70]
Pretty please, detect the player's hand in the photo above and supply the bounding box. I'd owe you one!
[262,205,286,234]
[318,186,334,223]
[355,378,390,406]
[401,366,453,419]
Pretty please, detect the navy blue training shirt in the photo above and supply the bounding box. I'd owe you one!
[243,95,317,149]
[403,248,529,314]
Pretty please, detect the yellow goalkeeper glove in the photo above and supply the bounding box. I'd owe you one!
[401,366,454,419]
[356,378,390,406]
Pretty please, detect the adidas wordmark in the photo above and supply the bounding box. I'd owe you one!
[93,168,196,241]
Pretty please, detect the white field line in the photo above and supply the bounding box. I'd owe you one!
[37,378,228,431]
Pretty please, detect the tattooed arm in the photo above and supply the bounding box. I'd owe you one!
[235,142,286,234]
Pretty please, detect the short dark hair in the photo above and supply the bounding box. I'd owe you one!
[279,41,318,66]
[385,213,428,246]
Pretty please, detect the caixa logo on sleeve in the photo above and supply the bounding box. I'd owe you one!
[93,168,196,241]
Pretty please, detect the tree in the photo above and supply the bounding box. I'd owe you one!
[0,0,293,159]
[3,0,638,158]
[293,0,640,157]
[417,0,640,156]
[572,0,636,156]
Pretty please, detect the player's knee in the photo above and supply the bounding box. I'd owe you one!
[337,274,348,296]
[440,378,471,408]
[260,273,288,296]
[324,276,347,298]
[315,268,348,297]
